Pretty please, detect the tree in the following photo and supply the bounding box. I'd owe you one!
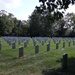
[54,19,67,36]
[37,0,75,20]
[66,13,75,36]
[21,24,29,36]
[0,10,22,36]
[28,10,42,36]
[0,10,14,36]
[53,13,75,37]
[36,0,75,37]
[28,9,56,37]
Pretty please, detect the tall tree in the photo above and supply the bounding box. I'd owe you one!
[0,11,14,36]
[28,9,56,37]
[28,10,41,36]
[0,10,21,36]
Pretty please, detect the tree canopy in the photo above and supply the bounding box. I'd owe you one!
[36,0,75,21]
[0,7,75,37]
[0,10,29,36]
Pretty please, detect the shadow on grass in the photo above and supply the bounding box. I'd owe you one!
[42,57,75,75]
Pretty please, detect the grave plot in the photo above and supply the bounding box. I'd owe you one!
[0,37,75,58]
[0,37,75,75]
[0,37,51,57]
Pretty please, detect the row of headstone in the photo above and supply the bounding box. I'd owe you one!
[12,39,30,49]
[52,37,75,44]
[2,37,30,46]
[10,37,75,51]
[1,37,75,55]
[2,37,30,50]
[54,41,66,50]
[55,39,75,50]
[32,37,49,46]
[2,37,17,45]
[52,37,63,44]
[19,43,50,57]
[18,45,68,71]
[34,38,74,49]
[0,37,75,60]
[18,45,39,57]
[35,43,50,54]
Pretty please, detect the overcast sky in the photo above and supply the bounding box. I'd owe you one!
[0,0,75,20]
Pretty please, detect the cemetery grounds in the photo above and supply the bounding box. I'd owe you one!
[0,37,75,75]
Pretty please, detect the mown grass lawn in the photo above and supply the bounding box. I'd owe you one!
[0,37,75,75]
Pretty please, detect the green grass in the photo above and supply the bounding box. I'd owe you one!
[0,37,75,75]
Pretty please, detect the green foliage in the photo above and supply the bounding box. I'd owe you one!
[37,0,75,20]
[55,19,67,37]
[0,10,29,36]
[28,9,56,37]
[36,0,75,37]
[28,10,41,36]
[1,9,75,37]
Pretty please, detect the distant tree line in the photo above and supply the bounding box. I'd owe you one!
[0,10,75,37]
[0,10,29,36]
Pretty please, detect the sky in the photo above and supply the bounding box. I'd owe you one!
[0,0,75,20]
[0,0,40,20]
